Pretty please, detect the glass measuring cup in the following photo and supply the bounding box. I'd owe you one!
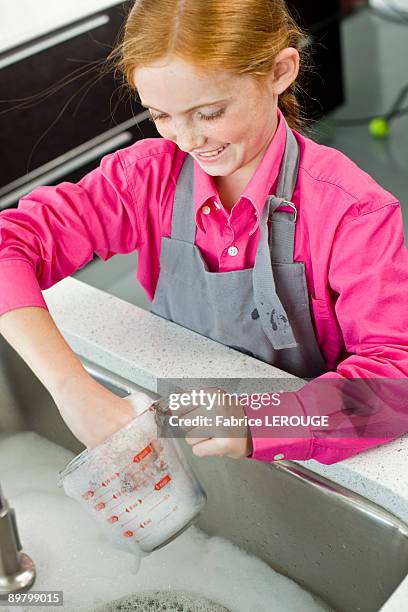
[57,395,206,553]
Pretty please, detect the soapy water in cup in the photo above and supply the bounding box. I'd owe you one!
[58,392,206,554]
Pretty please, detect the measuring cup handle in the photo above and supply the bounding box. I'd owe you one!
[151,398,182,440]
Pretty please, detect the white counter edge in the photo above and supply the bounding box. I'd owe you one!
[43,276,408,610]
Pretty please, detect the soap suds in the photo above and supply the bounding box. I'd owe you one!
[0,431,331,612]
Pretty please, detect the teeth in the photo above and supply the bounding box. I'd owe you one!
[198,145,226,158]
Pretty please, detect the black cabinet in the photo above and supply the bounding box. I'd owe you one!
[286,0,344,121]
[0,1,157,209]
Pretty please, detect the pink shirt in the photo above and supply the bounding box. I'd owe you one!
[1,108,407,464]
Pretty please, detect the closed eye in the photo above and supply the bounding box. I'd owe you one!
[148,109,225,122]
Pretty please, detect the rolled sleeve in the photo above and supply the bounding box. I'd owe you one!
[248,433,312,462]
[0,259,48,316]
[243,392,313,462]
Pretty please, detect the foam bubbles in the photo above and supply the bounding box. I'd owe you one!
[0,432,331,612]
[95,589,230,611]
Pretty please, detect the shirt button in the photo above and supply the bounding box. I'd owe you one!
[273,453,285,461]
[202,205,211,215]
[227,246,238,257]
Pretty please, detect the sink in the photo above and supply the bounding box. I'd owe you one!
[1,334,408,612]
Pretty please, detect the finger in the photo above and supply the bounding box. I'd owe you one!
[191,437,228,457]
[185,435,210,446]
[184,421,213,443]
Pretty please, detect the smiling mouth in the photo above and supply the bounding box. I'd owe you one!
[195,145,225,154]
[194,144,230,160]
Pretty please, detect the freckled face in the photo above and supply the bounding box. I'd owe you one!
[134,56,279,183]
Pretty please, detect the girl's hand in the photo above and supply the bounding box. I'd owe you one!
[52,374,151,449]
[172,387,253,459]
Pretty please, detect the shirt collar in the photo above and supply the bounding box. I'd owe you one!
[192,107,287,234]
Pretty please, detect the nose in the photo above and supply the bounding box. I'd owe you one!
[174,119,204,153]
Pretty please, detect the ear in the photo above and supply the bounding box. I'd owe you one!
[269,47,300,96]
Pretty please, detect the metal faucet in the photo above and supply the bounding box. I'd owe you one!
[0,483,36,595]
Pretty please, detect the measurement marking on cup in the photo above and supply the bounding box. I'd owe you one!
[108,515,119,523]
[93,483,123,502]
[101,472,121,488]
[93,493,112,503]
[82,490,95,500]
[89,468,162,506]
[94,471,162,510]
[133,444,153,462]
[122,515,153,528]
[154,474,172,490]
[95,491,123,509]
[93,491,118,505]
[113,490,155,514]
[94,486,141,508]
[85,443,156,497]
[110,500,125,511]
[137,506,178,544]
[109,491,154,514]
[120,493,171,527]
[123,500,143,513]
[121,530,141,542]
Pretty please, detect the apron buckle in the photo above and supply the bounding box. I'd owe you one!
[281,200,297,223]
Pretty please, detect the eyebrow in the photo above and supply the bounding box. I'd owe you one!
[140,98,232,113]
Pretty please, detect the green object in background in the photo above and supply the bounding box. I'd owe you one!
[368,117,390,139]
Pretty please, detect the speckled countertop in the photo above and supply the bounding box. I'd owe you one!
[43,277,408,611]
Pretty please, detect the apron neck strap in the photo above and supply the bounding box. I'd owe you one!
[274,119,300,201]
[171,153,196,242]
[170,116,300,246]
[265,118,300,263]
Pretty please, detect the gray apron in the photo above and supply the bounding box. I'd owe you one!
[151,118,327,379]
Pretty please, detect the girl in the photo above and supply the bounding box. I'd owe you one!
[0,0,407,464]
